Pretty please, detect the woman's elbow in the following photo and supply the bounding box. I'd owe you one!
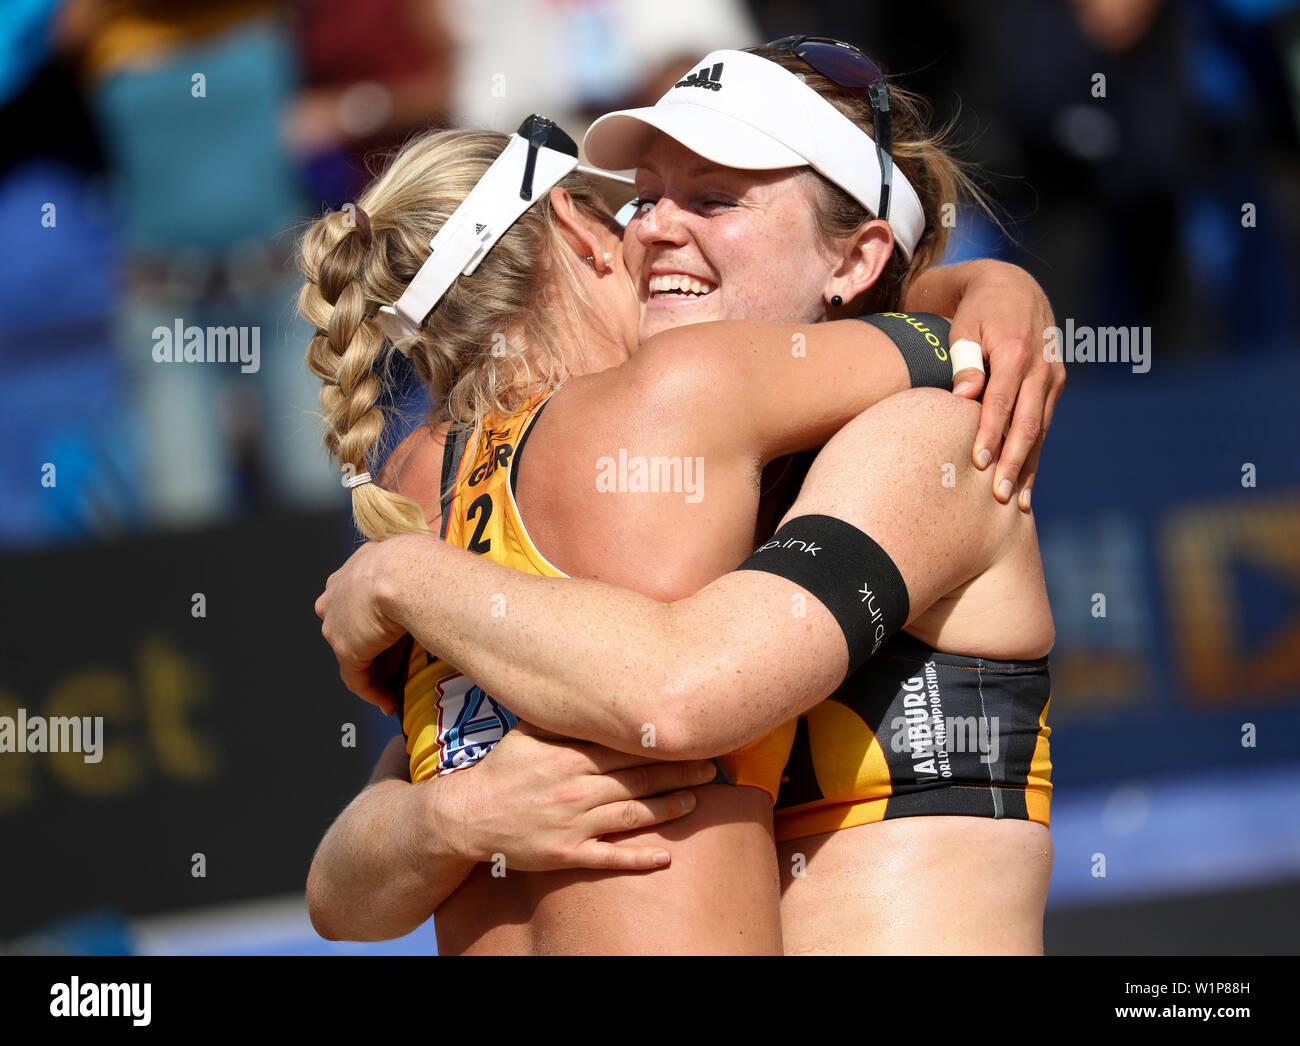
[305,852,369,942]
[305,868,344,941]
[633,670,746,761]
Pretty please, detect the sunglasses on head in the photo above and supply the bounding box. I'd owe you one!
[517,114,578,200]
[764,36,894,223]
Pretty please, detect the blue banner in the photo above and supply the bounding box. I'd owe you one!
[1031,349,1300,785]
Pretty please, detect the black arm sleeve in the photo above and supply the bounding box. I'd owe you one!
[856,312,952,391]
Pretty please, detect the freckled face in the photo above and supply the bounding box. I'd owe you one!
[623,135,836,341]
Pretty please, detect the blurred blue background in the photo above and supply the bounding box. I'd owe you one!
[1,0,1298,955]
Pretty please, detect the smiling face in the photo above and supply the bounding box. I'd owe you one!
[623,135,844,341]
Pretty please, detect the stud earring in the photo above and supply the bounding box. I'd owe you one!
[831,294,843,308]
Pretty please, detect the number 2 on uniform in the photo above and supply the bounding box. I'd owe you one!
[466,493,492,554]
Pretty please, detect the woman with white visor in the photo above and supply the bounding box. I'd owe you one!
[308,39,1062,954]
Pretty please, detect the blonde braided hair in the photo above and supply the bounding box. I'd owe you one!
[298,128,610,541]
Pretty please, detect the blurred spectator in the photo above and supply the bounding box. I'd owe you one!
[762,0,1300,360]
[288,0,455,208]
[1072,0,1169,52]
[443,0,758,136]
[6,0,1297,547]
[58,0,341,528]
[587,0,761,114]
[0,1,142,546]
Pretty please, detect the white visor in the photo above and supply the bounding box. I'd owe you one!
[376,118,633,355]
[584,49,925,260]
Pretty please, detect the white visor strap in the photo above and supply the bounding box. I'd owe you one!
[375,131,581,354]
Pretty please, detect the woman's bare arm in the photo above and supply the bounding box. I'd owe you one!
[306,727,718,940]
[597,266,1061,501]
[317,390,1029,759]
[307,735,469,941]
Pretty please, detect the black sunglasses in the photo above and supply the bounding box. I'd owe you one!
[764,36,894,223]
[517,114,578,201]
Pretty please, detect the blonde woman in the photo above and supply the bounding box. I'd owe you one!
[305,43,1061,954]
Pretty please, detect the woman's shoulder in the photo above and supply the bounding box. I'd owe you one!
[379,420,452,530]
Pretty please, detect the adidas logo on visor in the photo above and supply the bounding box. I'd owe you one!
[675,63,724,91]
[584,49,926,259]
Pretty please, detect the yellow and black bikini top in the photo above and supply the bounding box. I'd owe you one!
[396,392,566,782]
